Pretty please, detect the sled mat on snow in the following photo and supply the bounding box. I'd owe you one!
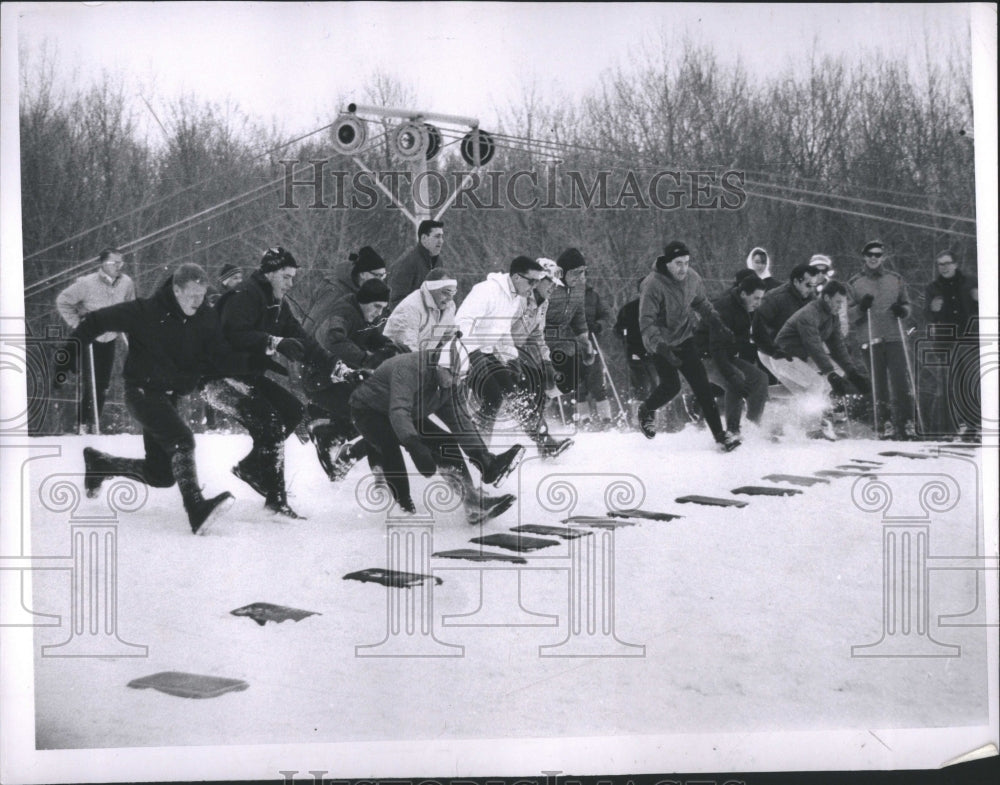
[472,533,561,552]
[762,474,830,487]
[607,508,682,521]
[850,459,884,466]
[560,516,637,529]
[128,672,249,699]
[815,469,879,478]
[433,548,527,564]
[878,451,931,459]
[511,524,591,539]
[343,568,442,588]
[836,464,875,471]
[731,485,803,497]
[675,495,749,508]
[230,602,319,626]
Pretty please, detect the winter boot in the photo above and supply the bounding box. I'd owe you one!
[536,431,573,459]
[232,448,268,498]
[329,438,365,481]
[879,420,897,440]
[716,430,742,452]
[171,449,233,535]
[903,420,918,441]
[637,402,656,439]
[83,447,146,499]
[481,444,526,486]
[259,443,306,519]
[309,420,340,480]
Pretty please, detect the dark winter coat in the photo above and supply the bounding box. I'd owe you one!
[71,276,255,395]
[695,288,757,367]
[847,266,910,343]
[751,281,812,357]
[312,295,392,368]
[775,297,859,376]
[924,269,978,338]
[216,269,330,378]
[299,264,358,338]
[614,299,646,359]
[638,264,714,353]
[349,351,476,447]
[387,244,438,311]
[544,282,589,355]
[583,286,611,334]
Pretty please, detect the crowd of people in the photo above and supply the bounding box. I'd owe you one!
[55,223,980,535]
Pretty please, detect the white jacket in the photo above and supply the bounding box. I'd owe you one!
[454,272,525,362]
[55,270,137,342]
[382,282,457,352]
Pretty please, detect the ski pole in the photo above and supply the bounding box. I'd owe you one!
[866,310,879,435]
[554,392,567,425]
[897,316,925,436]
[591,333,628,423]
[87,343,100,435]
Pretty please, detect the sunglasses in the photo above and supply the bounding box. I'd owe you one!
[515,273,541,286]
[865,252,884,258]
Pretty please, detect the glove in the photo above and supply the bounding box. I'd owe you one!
[404,439,437,477]
[655,343,682,368]
[858,294,875,312]
[827,372,849,397]
[889,302,908,318]
[846,371,872,397]
[347,367,372,384]
[592,323,603,336]
[930,297,944,313]
[275,337,305,361]
[769,348,789,361]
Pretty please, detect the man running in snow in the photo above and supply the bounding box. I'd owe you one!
[207,247,338,519]
[847,240,916,440]
[695,274,770,437]
[615,279,659,421]
[746,246,780,292]
[576,283,614,428]
[307,246,387,322]
[72,263,261,535]
[302,277,401,482]
[637,240,741,451]
[455,256,570,457]
[387,219,444,311]
[774,281,871,438]
[348,336,522,520]
[751,262,818,381]
[544,248,594,421]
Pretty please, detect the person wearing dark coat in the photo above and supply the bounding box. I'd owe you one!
[614,279,658,410]
[302,278,402,482]
[576,284,613,427]
[387,220,444,311]
[637,241,740,451]
[207,247,336,519]
[923,250,980,438]
[303,246,387,335]
[752,263,818,379]
[348,336,522,519]
[695,275,770,435]
[71,263,263,535]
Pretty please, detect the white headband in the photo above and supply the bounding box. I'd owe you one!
[425,278,458,291]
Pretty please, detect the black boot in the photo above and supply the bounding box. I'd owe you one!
[481,444,526,486]
[259,443,305,519]
[232,448,268,497]
[171,449,233,535]
[308,421,341,481]
[83,447,147,498]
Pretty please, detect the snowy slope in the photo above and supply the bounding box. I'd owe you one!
[26,421,993,759]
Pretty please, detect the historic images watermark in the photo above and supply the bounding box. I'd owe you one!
[278,161,748,212]
[277,775,746,785]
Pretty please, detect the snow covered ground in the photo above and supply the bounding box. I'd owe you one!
[14,415,999,774]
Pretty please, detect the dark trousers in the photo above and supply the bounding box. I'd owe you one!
[352,408,477,506]
[864,341,914,429]
[645,338,725,439]
[576,355,608,404]
[123,385,196,488]
[626,354,658,401]
[81,339,117,430]
[306,382,360,442]
[704,356,769,433]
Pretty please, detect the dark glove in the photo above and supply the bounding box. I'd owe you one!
[769,348,788,361]
[655,343,682,368]
[846,370,872,396]
[347,367,372,385]
[858,294,875,312]
[275,338,305,361]
[404,438,437,477]
[889,302,908,319]
[827,372,849,397]
[591,323,603,335]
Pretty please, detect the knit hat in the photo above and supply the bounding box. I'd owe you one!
[219,263,241,283]
[350,246,386,274]
[862,240,884,255]
[556,248,586,272]
[260,246,298,273]
[357,278,390,304]
[662,241,690,264]
[536,258,565,287]
[808,254,834,276]
[423,268,458,293]
[734,268,761,287]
